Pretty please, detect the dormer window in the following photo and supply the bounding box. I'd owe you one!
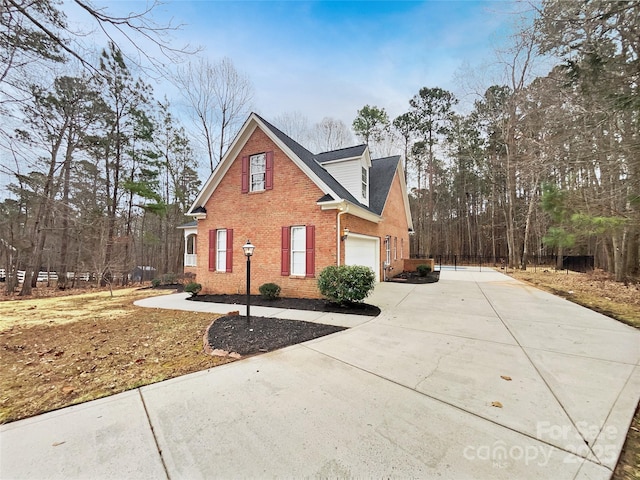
[361,166,368,199]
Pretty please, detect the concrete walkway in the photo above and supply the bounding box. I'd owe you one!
[1,269,638,479]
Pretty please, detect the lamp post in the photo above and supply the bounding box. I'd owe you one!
[242,239,255,326]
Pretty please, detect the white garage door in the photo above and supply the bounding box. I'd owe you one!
[345,235,380,282]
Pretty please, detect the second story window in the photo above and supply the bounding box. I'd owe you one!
[361,166,368,199]
[250,153,266,192]
[242,151,273,193]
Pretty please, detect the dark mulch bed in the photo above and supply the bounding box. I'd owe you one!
[389,271,440,284]
[198,294,378,357]
[189,294,381,316]
[207,315,346,356]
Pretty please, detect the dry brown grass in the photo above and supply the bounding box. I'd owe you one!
[0,287,230,424]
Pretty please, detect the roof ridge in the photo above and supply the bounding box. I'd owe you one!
[371,155,401,162]
[318,143,367,155]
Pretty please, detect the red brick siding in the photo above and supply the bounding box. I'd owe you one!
[339,169,410,279]
[379,171,411,275]
[193,128,412,295]
[194,128,337,299]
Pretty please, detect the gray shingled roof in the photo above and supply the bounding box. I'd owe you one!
[177,220,198,228]
[315,145,367,164]
[256,115,362,207]
[369,156,400,215]
[255,114,399,217]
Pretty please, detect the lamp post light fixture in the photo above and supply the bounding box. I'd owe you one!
[242,239,255,326]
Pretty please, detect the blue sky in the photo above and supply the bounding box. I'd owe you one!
[1,1,529,197]
[148,0,524,126]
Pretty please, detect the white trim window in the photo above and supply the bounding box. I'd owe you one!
[385,236,391,265]
[394,237,397,260]
[291,226,306,276]
[250,153,266,192]
[216,229,227,272]
[361,166,368,199]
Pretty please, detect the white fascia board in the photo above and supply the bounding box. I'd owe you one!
[319,155,362,166]
[181,226,198,236]
[317,199,381,223]
[363,146,372,168]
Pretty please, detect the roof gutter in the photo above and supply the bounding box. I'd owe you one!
[336,203,349,267]
[317,199,381,223]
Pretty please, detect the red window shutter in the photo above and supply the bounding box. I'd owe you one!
[226,229,233,273]
[241,156,249,193]
[265,151,274,190]
[281,226,290,276]
[208,229,216,271]
[305,225,315,277]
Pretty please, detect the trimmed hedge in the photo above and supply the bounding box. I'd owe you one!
[317,265,376,304]
[416,264,432,277]
[259,282,281,300]
[184,282,202,297]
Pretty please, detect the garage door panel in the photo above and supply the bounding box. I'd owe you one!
[345,236,379,282]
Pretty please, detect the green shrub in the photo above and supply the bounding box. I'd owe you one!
[317,265,375,304]
[184,282,202,297]
[161,272,177,284]
[417,264,432,277]
[259,282,281,300]
[151,278,161,288]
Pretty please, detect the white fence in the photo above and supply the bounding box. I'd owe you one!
[0,270,92,284]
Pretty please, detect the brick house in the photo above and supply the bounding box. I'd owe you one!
[181,113,413,299]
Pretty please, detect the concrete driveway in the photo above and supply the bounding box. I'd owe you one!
[1,269,639,479]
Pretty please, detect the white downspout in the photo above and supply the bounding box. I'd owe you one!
[336,204,349,266]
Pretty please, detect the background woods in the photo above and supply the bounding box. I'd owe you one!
[1,0,638,294]
[349,1,639,281]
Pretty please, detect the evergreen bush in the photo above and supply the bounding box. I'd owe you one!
[259,282,281,300]
[184,282,202,297]
[417,264,432,277]
[317,265,375,304]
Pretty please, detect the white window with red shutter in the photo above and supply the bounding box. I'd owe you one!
[209,228,233,272]
[250,153,266,192]
[291,226,306,276]
[216,229,227,272]
[242,152,273,193]
[281,225,315,277]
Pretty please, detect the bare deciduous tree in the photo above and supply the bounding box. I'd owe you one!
[174,57,253,172]
[309,117,353,153]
